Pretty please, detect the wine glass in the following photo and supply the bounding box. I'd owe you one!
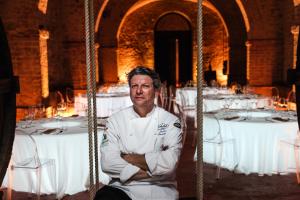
[272,95,279,110]
[278,97,287,110]
[57,102,67,118]
[223,98,232,110]
[22,106,35,128]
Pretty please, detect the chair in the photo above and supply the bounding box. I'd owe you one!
[66,87,74,109]
[286,89,296,111]
[159,83,168,109]
[195,115,237,179]
[279,132,300,184]
[56,91,65,104]
[7,134,56,200]
[167,85,176,112]
[178,90,196,129]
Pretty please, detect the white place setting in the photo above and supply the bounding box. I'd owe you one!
[1,116,110,199]
[203,94,272,112]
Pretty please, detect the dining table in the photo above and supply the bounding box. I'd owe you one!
[74,92,132,117]
[176,86,234,106]
[195,109,299,175]
[1,116,110,199]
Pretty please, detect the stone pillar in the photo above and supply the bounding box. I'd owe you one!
[39,28,50,99]
[291,25,299,92]
[245,40,252,83]
[291,25,299,69]
[95,43,100,83]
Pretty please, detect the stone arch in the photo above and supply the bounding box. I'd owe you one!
[208,0,248,84]
[154,12,193,86]
[96,0,248,84]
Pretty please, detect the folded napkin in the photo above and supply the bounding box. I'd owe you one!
[223,116,239,121]
[272,117,290,122]
[41,128,61,134]
[205,111,218,115]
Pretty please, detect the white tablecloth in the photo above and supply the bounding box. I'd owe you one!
[197,110,299,175]
[74,93,132,117]
[175,87,234,106]
[1,117,110,199]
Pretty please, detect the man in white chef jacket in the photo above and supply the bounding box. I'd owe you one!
[94,66,183,200]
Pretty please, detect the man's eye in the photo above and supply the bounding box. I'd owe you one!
[131,85,138,89]
[142,85,151,89]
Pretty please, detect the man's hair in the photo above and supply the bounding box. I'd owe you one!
[127,66,161,89]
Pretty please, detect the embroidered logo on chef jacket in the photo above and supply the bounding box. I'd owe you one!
[157,123,169,135]
[173,119,181,129]
[101,133,109,146]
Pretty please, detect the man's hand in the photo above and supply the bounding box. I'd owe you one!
[128,169,151,182]
[121,153,149,171]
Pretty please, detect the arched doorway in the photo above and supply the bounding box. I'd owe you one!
[154,13,192,86]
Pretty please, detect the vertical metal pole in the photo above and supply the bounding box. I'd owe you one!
[196,0,203,200]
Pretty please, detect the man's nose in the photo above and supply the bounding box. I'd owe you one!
[136,86,143,94]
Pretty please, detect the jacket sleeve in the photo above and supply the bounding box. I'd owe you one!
[145,118,183,176]
[100,117,140,183]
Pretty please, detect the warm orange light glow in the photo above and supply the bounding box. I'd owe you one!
[38,0,48,14]
[46,106,76,118]
[291,26,299,69]
[235,0,250,32]
[246,41,252,81]
[294,0,300,6]
[39,29,50,99]
[118,59,137,82]
[95,43,100,83]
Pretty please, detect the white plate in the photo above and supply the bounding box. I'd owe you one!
[41,121,81,128]
[238,111,272,118]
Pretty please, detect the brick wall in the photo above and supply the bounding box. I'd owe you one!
[0,0,297,118]
[249,39,283,86]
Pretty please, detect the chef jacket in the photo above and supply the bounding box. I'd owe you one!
[100,105,183,200]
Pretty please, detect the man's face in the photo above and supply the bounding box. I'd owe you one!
[130,75,156,108]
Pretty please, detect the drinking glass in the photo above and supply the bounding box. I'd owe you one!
[272,95,279,109]
[57,102,67,117]
[278,97,287,110]
[223,98,232,110]
[23,106,35,128]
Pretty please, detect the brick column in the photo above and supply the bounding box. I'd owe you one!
[39,28,50,99]
[291,25,299,92]
[291,25,299,69]
[95,43,100,83]
[245,40,252,83]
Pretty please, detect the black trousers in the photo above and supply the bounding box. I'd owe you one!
[94,185,132,200]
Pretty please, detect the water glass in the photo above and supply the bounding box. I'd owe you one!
[223,98,232,110]
[272,95,279,109]
[23,106,35,128]
[57,102,67,117]
[278,97,287,109]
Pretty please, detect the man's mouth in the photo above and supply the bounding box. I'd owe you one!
[135,96,144,100]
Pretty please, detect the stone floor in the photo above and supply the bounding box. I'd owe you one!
[2,117,300,200]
